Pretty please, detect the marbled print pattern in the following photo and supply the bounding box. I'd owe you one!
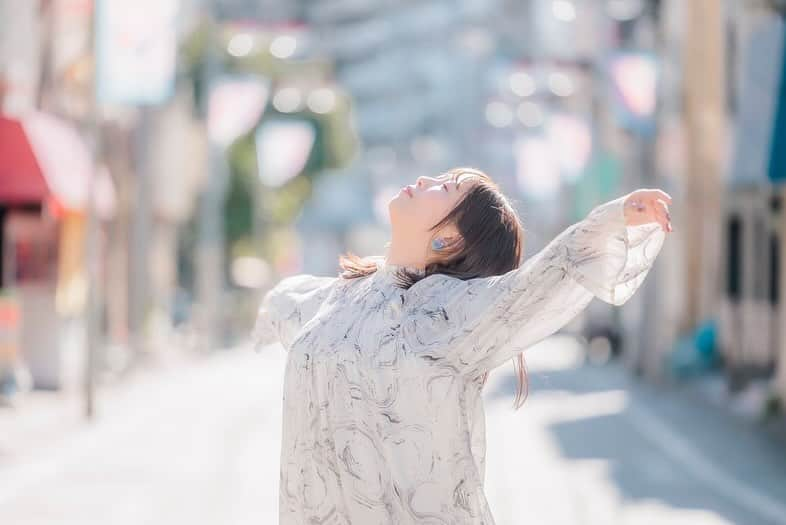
[252,193,666,524]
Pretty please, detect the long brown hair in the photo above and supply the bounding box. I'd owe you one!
[339,167,530,409]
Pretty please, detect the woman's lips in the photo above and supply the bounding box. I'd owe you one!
[401,185,413,197]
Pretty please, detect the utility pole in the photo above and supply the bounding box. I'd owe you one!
[682,0,725,331]
[85,1,102,420]
[129,107,152,364]
[196,4,227,353]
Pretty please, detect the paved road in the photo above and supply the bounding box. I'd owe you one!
[483,337,786,525]
[1,335,786,524]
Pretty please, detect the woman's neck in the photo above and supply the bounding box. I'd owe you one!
[385,234,427,270]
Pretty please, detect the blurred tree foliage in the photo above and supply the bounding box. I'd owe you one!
[179,20,358,271]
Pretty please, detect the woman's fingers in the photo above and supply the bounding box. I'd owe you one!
[657,190,672,204]
[656,207,671,232]
[653,198,672,232]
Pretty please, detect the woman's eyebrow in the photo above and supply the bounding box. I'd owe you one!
[437,174,455,186]
[439,171,470,187]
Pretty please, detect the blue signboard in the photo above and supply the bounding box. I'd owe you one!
[768,24,786,184]
[731,17,784,183]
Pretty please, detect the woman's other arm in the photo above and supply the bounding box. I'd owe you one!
[252,273,338,352]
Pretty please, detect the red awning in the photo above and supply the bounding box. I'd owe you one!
[0,112,115,217]
[0,116,49,204]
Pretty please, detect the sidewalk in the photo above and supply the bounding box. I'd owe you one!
[0,344,210,472]
[485,336,786,525]
[0,342,282,525]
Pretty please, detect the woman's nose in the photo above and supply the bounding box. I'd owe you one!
[416,176,434,188]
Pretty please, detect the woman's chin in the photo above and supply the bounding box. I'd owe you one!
[388,196,409,223]
[388,193,407,209]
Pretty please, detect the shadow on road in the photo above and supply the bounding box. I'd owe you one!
[488,360,786,525]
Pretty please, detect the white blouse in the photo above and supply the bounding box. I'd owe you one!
[252,193,666,524]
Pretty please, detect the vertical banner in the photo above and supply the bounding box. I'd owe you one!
[95,0,178,106]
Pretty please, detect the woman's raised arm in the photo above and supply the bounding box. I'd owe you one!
[252,273,338,352]
[401,190,670,378]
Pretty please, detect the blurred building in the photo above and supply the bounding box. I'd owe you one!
[625,0,786,412]
[3,0,786,420]
[0,0,112,392]
[0,0,207,400]
[295,0,496,270]
[716,0,786,403]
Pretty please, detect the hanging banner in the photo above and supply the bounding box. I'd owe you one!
[606,51,658,137]
[95,0,178,106]
[208,75,270,148]
[255,119,316,187]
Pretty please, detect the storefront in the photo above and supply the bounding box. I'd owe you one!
[0,112,114,393]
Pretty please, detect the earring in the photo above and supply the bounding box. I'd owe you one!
[431,237,446,251]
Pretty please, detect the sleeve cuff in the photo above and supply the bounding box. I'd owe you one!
[564,194,666,305]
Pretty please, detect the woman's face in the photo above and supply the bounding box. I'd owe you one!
[388,172,478,234]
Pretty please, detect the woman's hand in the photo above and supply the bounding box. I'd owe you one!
[624,189,673,232]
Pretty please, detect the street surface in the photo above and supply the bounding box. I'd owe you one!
[1,335,786,524]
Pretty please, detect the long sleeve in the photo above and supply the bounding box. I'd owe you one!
[401,192,667,378]
[252,273,339,352]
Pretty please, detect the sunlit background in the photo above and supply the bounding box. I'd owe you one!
[1,0,786,523]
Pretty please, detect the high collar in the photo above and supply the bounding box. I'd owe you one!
[372,255,426,282]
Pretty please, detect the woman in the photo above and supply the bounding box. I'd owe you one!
[253,167,672,524]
